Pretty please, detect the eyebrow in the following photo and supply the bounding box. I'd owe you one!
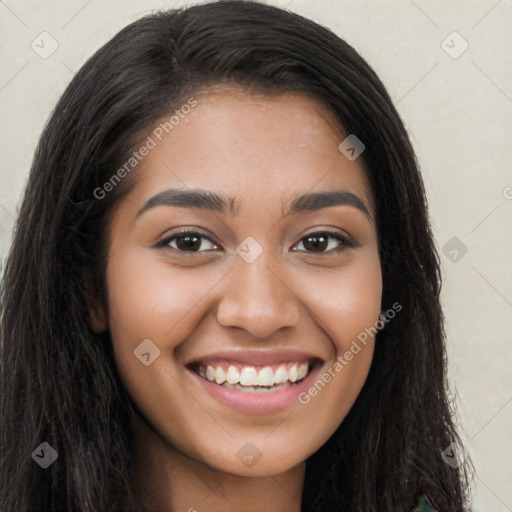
[136,189,239,218]
[287,189,371,219]
[136,187,372,220]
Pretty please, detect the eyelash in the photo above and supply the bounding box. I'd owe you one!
[154,229,358,255]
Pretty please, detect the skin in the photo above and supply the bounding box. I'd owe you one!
[89,86,382,512]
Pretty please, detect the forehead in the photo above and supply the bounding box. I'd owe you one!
[124,86,373,216]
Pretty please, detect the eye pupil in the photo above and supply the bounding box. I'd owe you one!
[176,235,201,251]
[303,235,328,252]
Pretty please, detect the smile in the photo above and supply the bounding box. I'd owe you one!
[186,351,324,415]
[192,361,311,393]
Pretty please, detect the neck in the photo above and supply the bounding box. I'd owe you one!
[129,416,306,512]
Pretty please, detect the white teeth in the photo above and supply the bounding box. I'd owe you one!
[214,366,226,384]
[257,366,274,386]
[297,362,308,380]
[274,366,288,384]
[198,361,311,388]
[240,367,258,386]
[226,365,240,384]
[223,382,288,393]
[288,364,298,383]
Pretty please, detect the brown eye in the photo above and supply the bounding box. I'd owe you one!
[293,231,356,253]
[175,234,202,251]
[302,234,329,252]
[158,231,220,253]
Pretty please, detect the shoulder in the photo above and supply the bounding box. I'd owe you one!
[410,493,440,512]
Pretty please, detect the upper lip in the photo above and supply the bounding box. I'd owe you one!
[185,349,324,367]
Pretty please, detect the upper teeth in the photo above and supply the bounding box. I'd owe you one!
[198,363,309,387]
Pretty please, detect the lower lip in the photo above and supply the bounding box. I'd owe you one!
[188,364,322,415]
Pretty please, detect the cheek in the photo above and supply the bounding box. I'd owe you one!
[293,253,382,347]
[104,249,228,367]
[289,253,382,429]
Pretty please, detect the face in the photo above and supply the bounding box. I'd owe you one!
[94,86,382,477]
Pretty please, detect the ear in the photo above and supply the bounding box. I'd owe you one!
[86,295,108,333]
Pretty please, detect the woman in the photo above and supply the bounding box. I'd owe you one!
[0,1,472,510]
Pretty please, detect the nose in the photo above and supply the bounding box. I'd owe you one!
[216,252,302,339]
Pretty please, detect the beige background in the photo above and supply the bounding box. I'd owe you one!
[0,0,511,509]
